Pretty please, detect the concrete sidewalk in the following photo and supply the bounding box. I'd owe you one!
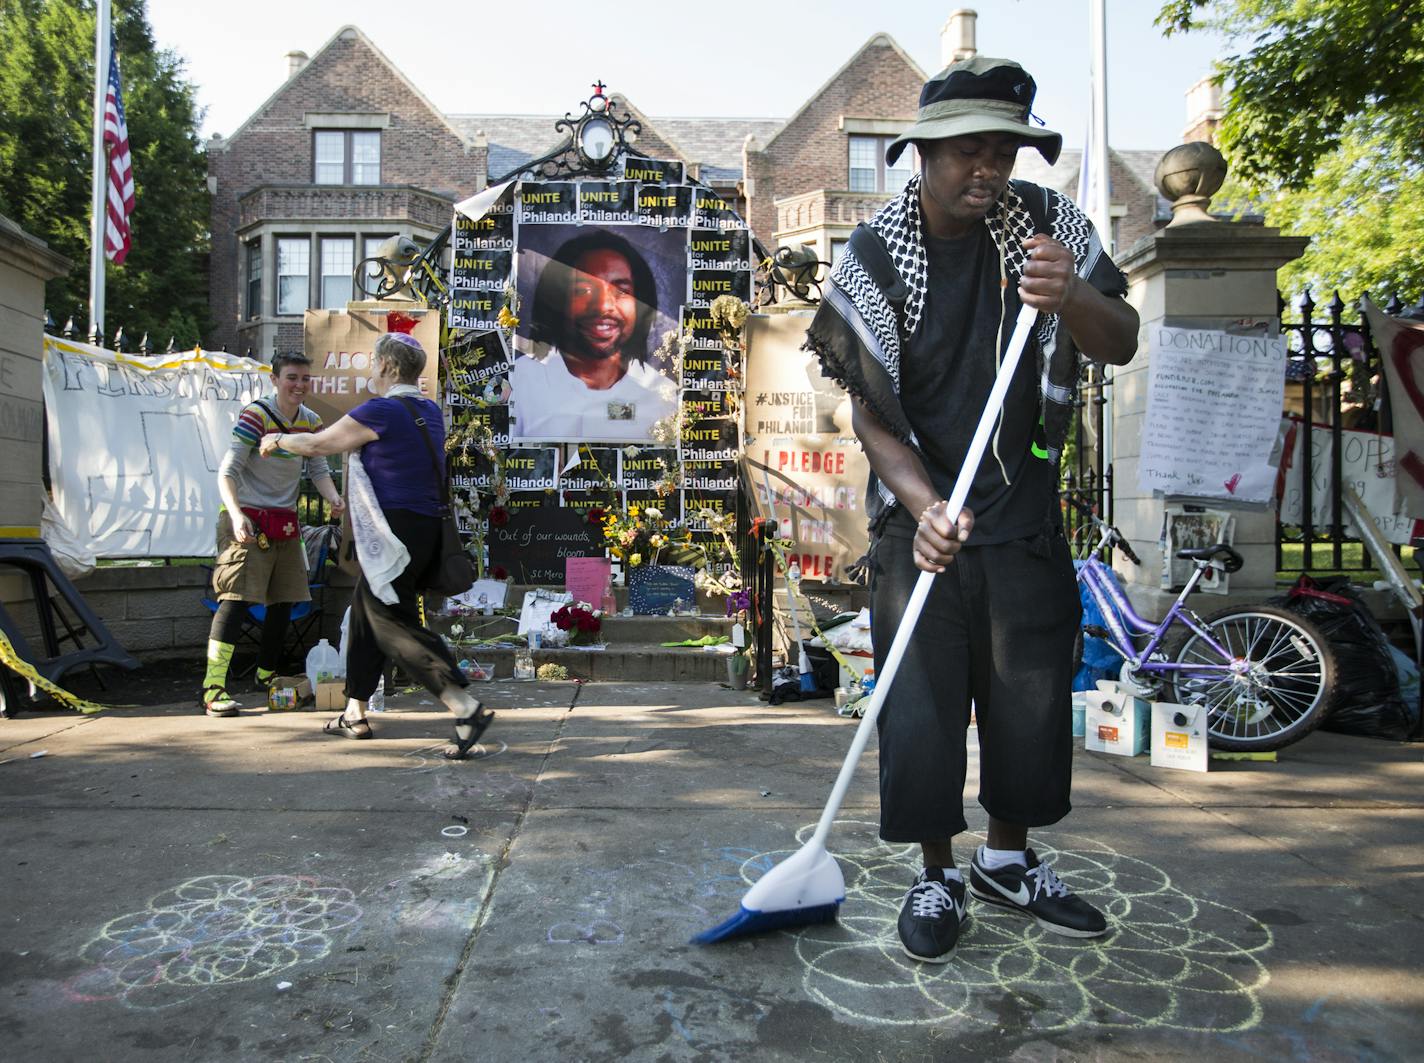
[0,681,1420,1061]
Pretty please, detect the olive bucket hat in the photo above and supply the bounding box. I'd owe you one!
[886,56,1062,167]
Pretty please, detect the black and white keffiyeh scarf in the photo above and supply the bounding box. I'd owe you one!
[803,174,1111,531]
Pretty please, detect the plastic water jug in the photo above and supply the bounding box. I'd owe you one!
[305,638,343,688]
[368,676,385,712]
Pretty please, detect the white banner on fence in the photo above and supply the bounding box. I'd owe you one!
[42,336,269,557]
[1138,326,1287,503]
[1277,419,1422,545]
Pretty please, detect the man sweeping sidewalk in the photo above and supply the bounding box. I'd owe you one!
[804,56,1139,963]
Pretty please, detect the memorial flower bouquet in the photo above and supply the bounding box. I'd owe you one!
[600,504,697,570]
[550,602,603,646]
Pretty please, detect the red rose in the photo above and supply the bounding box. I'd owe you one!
[489,506,510,527]
[491,565,508,580]
[586,507,605,526]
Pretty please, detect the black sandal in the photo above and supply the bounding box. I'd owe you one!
[443,704,495,760]
[323,713,373,740]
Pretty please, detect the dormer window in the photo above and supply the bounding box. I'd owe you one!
[313,130,381,185]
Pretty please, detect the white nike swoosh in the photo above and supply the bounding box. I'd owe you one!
[984,875,1032,907]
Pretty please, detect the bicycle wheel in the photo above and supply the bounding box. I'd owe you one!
[1167,604,1337,752]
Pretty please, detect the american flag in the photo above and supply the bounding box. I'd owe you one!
[102,40,134,264]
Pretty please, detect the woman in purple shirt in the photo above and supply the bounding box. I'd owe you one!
[261,333,494,757]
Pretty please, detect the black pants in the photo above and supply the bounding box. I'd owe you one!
[209,600,291,673]
[870,522,1081,842]
[344,508,465,702]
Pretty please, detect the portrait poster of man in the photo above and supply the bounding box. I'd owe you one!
[509,222,684,444]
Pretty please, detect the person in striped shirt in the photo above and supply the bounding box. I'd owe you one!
[202,352,344,716]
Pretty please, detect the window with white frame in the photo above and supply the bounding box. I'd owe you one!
[313,130,381,185]
[848,135,916,193]
[320,237,354,309]
[245,239,262,319]
[276,238,310,315]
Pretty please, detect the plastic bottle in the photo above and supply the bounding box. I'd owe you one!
[305,638,343,689]
[368,676,385,712]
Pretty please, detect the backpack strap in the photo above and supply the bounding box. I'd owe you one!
[392,396,451,509]
[846,223,909,322]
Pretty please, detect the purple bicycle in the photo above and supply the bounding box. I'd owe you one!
[1068,498,1337,752]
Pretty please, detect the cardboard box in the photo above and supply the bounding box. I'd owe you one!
[315,680,346,712]
[1084,682,1150,756]
[1151,701,1210,772]
[268,675,313,711]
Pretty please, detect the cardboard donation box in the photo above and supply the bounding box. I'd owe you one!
[1084,682,1150,756]
[1151,701,1210,772]
[315,681,346,712]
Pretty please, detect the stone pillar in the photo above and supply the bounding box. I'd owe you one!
[0,214,72,537]
[1111,144,1307,617]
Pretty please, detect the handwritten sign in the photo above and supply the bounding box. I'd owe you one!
[566,556,612,610]
[489,510,598,584]
[628,564,696,615]
[1138,326,1287,502]
[1278,421,1423,545]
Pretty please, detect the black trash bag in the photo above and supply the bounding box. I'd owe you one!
[1270,576,1413,740]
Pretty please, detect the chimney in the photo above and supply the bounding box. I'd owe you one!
[286,50,309,80]
[1182,74,1222,145]
[941,9,978,67]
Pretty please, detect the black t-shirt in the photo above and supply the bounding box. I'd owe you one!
[893,225,1056,544]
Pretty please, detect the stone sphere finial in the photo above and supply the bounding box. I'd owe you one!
[1154,141,1228,226]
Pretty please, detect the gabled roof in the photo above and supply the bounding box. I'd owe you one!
[219,25,472,148]
[762,32,927,153]
[446,111,784,183]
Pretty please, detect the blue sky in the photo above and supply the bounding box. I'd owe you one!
[147,0,1224,151]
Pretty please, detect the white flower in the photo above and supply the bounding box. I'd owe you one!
[645,507,662,521]
[623,445,642,459]
[449,624,464,637]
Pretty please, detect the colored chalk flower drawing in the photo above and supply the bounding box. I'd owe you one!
[749,821,1272,1033]
[68,875,361,1009]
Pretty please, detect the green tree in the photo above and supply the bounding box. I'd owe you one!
[0,0,208,347]
[1160,1,1424,305]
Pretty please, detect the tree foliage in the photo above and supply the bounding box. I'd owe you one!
[1157,0,1424,189]
[1161,1,1424,304]
[0,0,209,346]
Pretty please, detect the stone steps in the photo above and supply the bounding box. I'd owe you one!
[428,609,742,684]
[454,642,737,683]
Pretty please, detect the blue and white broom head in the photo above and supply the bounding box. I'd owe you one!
[692,840,845,944]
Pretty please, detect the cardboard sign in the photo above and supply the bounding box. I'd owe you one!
[743,313,870,583]
[489,509,599,584]
[301,307,440,426]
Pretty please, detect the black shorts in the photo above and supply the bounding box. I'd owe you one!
[869,520,1081,842]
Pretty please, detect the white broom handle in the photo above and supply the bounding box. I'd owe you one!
[810,305,1039,848]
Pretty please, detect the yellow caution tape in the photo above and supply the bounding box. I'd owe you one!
[0,629,107,714]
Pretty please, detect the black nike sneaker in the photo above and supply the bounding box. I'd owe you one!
[896,867,968,963]
[968,847,1108,938]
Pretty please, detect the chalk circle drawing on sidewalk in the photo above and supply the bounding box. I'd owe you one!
[396,739,508,774]
[743,821,1272,1034]
[66,875,361,1009]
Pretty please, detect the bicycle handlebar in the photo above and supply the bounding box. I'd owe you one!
[1063,492,1141,566]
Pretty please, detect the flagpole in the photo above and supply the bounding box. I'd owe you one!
[88,0,111,341]
[1089,0,1114,508]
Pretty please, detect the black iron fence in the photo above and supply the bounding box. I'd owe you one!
[1277,290,1422,574]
